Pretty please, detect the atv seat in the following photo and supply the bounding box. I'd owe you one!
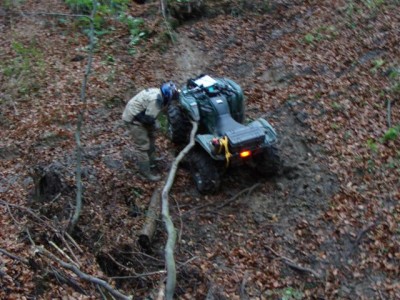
[216,114,245,136]
[210,97,246,135]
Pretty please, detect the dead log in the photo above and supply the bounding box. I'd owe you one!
[138,188,161,251]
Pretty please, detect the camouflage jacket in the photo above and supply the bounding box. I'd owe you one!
[122,88,163,123]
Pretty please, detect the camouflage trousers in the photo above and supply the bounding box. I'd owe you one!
[125,122,156,162]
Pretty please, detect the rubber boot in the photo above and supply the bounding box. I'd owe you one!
[138,161,161,182]
[149,153,163,168]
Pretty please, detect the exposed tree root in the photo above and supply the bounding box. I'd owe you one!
[265,245,323,279]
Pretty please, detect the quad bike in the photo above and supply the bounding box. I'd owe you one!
[167,74,281,194]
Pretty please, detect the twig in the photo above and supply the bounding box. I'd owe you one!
[97,285,107,300]
[64,232,84,254]
[3,200,24,226]
[183,183,261,216]
[0,200,57,232]
[110,270,166,279]
[215,183,260,210]
[0,248,29,265]
[58,234,81,267]
[177,256,199,270]
[25,228,36,247]
[265,245,322,279]
[0,175,19,194]
[48,265,87,295]
[240,271,250,300]
[367,274,385,300]
[49,241,80,267]
[161,120,198,300]
[354,222,376,246]
[387,99,392,128]
[36,246,132,300]
[347,222,377,258]
[110,256,197,281]
[106,253,136,273]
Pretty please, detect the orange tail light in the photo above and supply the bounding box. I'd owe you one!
[240,150,251,158]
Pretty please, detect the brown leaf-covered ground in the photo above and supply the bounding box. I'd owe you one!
[1,0,399,299]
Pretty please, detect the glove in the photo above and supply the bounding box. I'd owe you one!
[134,111,156,126]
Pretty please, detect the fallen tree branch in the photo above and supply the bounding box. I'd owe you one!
[265,245,322,279]
[182,183,261,216]
[138,188,162,251]
[48,265,87,295]
[35,246,132,300]
[65,232,84,254]
[0,248,29,265]
[106,253,136,273]
[110,269,166,280]
[215,183,261,210]
[347,222,377,258]
[240,271,250,300]
[354,222,376,246]
[70,0,97,232]
[160,0,176,44]
[387,99,392,128]
[161,120,198,300]
[0,200,57,232]
[57,233,81,267]
[50,241,80,267]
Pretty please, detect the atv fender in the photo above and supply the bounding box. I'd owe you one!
[195,134,223,160]
[249,118,278,145]
[179,93,200,121]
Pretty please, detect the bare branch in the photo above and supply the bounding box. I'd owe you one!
[387,99,392,128]
[161,120,198,300]
[265,245,322,279]
[70,0,97,232]
[215,183,260,210]
[159,0,176,44]
[347,222,377,258]
[36,246,132,300]
[64,232,84,254]
[57,233,81,266]
[50,241,80,267]
[0,248,29,265]
[0,200,57,232]
[182,183,261,216]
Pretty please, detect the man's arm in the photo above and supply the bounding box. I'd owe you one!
[134,110,156,126]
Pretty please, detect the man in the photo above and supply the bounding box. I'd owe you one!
[122,81,178,181]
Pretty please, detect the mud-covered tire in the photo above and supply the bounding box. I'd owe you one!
[254,145,281,176]
[167,104,191,144]
[189,149,221,194]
